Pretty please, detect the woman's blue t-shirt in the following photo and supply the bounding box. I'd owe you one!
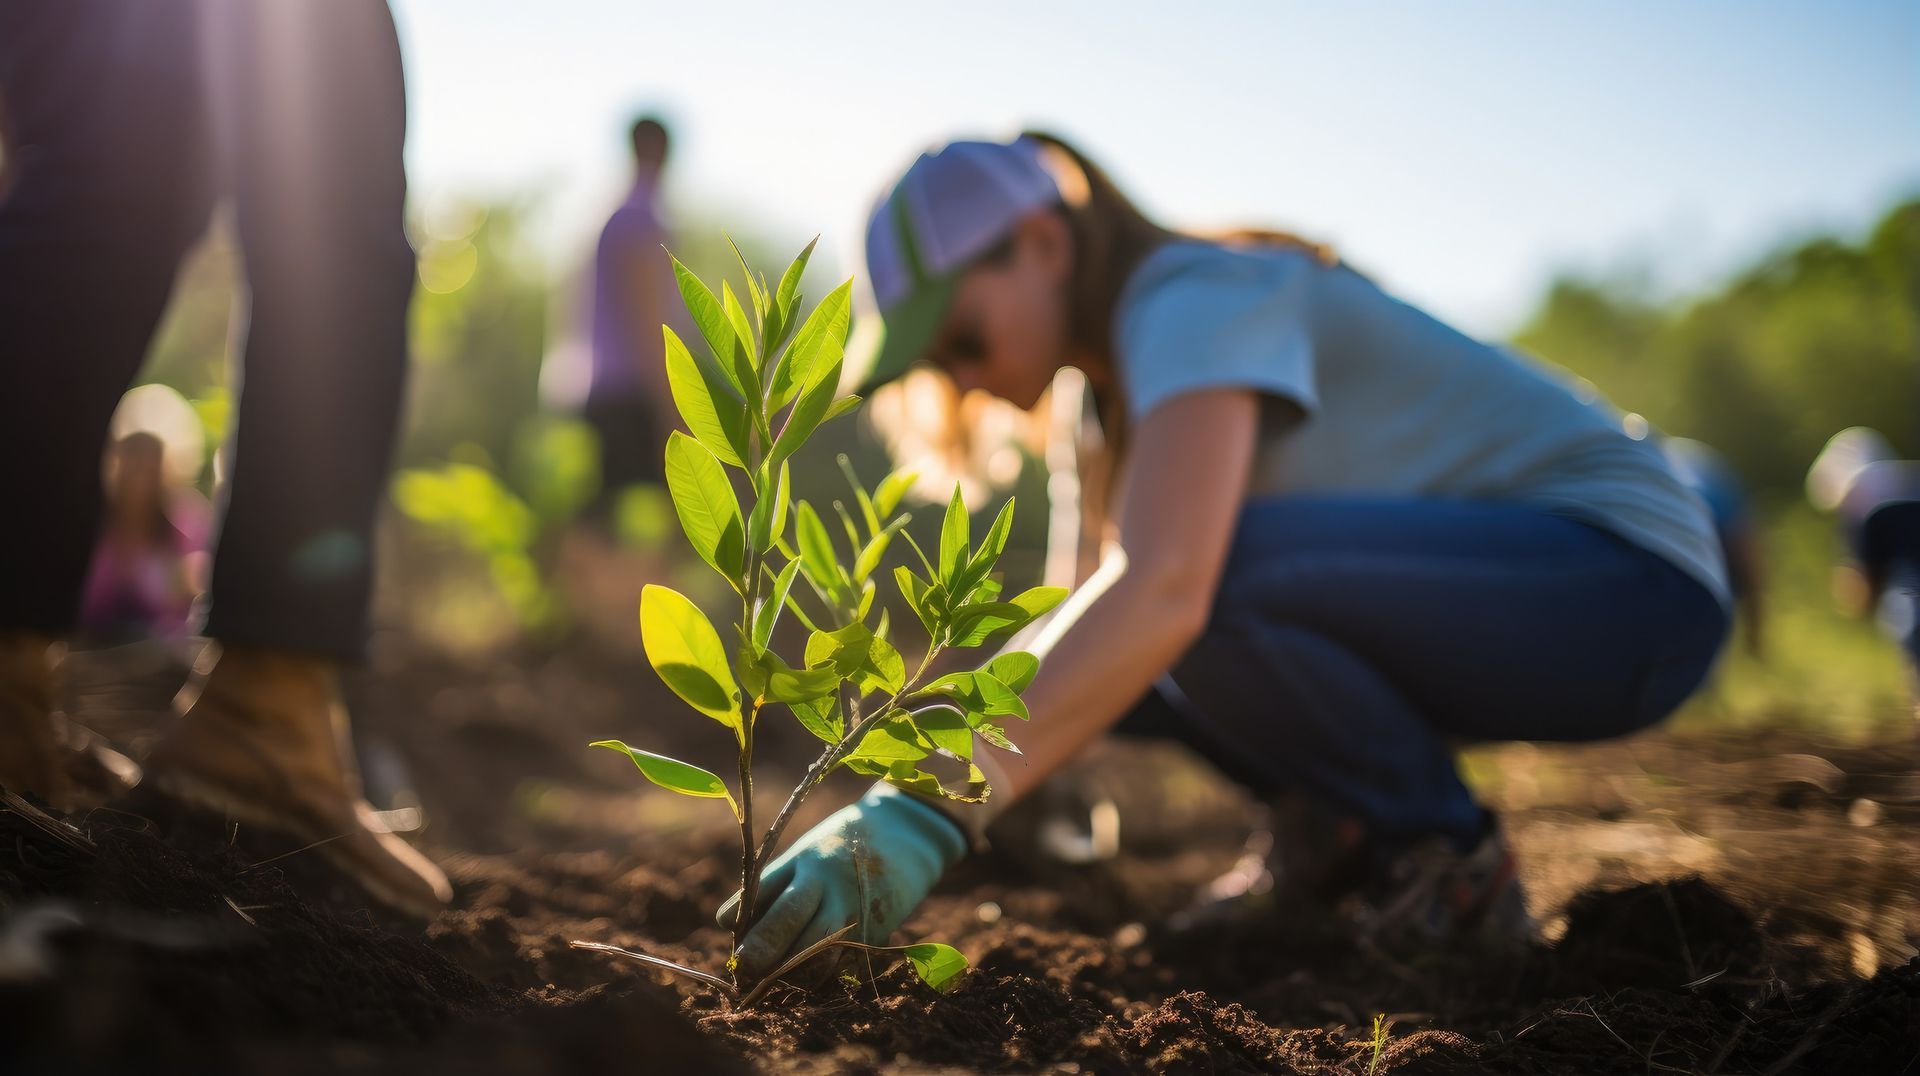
[1112,240,1731,606]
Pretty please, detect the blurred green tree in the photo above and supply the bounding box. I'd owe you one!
[1515,199,1918,501]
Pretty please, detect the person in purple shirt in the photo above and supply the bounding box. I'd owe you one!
[584,115,683,512]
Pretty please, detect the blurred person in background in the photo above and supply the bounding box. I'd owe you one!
[78,431,209,643]
[721,132,1733,977]
[0,0,449,915]
[1808,427,1920,685]
[582,114,683,521]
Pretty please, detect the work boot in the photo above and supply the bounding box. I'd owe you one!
[0,632,70,807]
[145,644,452,917]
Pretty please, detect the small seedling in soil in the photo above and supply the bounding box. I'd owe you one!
[1367,1014,1391,1074]
[575,239,1063,1004]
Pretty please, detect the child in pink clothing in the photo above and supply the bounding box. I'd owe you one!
[79,432,208,642]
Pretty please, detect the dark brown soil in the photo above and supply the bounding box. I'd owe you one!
[4,637,1917,1074]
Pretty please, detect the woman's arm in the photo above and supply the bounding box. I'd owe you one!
[986,387,1260,806]
[722,388,1259,973]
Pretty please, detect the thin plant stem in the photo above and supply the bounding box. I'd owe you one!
[569,940,739,997]
[736,931,956,1009]
[732,431,769,967]
[750,645,941,878]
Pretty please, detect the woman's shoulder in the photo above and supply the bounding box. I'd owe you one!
[1114,240,1324,352]
[1123,239,1318,299]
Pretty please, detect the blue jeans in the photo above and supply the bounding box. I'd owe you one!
[1117,497,1730,847]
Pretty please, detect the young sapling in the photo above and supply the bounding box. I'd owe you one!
[574,238,1064,1003]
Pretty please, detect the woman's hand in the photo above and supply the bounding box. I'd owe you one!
[718,785,968,980]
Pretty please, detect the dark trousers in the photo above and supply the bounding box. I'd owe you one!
[1117,497,1730,846]
[1859,500,1920,670]
[581,389,666,514]
[0,0,412,660]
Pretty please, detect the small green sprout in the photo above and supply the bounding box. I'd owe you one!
[1368,1013,1392,1074]
[576,238,1062,1003]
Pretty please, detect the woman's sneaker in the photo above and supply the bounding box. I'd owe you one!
[1353,825,1534,945]
[1164,792,1372,934]
[1169,796,1532,945]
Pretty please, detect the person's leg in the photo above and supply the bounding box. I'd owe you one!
[0,0,215,635]
[198,0,413,660]
[1859,501,1920,675]
[0,1,213,804]
[581,389,664,523]
[1125,496,1728,848]
[143,1,448,915]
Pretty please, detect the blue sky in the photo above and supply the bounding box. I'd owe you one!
[389,0,1917,335]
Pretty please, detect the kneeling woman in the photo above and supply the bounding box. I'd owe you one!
[726,132,1730,975]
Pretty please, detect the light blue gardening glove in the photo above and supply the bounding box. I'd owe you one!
[719,784,968,981]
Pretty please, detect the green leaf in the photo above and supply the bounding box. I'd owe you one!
[765,237,817,357]
[949,587,1068,648]
[747,458,793,558]
[870,758,991,803]
[669,255,754,400]
[590,741,737,817]
[774,237,817,328]
[664,432,746,588]
[822,395,861,423]
[722,281,758,369]
[954,498,1015,598]
[938,484,968,585]
[770,461,792,552]
[788,693,842,744]
[973,720,1020,754]
[795,501,845,599]
[832,501,864,560]
[853,515,908,584]
[1007,586,1068,620]
[638,585,741,732]
[766,665,842,705]
[770,351,842,466]
[946,602,1027,648]
[858,633,907,696]
[898,529,938,581]
[770,280,853,410]
[841,712,928,767]
[805,621,874,679]
[873,469,918,521]
[901,942,968,992]
[747,459,775,554]
[750,650,842,705]
[984,651,1040,694]
[754,557,803,651]
[664,326,751,467]
[895,565,943,640]
[923,670,1028,721]
[838,455,880,535]
[966,576,1003,606]
[727,236,768,327]
[911,705,973,760]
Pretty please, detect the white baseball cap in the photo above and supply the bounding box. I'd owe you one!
[854,136,1061,393]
